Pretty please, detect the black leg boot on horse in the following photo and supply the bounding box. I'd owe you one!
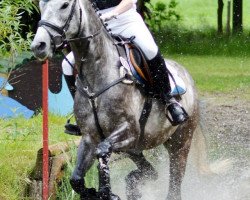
[64,75,81,135]
[148,51,189,126]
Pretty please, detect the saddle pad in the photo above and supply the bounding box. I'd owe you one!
[167,63,187,96]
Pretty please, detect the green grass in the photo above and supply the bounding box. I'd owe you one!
[0,114,76,200]
[167,54,250,95]
[0,113,100,200]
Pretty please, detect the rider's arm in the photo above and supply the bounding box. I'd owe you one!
[113,0,137,16]
[100,0,137,22]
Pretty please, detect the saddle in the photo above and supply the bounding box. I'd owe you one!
[113,35,186,97]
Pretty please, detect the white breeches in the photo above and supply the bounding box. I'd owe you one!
[98,7,158,60]
[62,51,75,75]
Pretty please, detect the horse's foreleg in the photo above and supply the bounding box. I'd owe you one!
[125,152,158,200]
[96,140,121,200]
[70,135,97,199]
[164,125,194,200]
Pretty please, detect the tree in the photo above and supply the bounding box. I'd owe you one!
[232,0,243,33]
[217,0,224,34]
[0,0,36,90]
[0,0,36,63]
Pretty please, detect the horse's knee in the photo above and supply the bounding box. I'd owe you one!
[96,140,112,159]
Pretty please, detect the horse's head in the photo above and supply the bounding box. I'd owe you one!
[31,0,83,60]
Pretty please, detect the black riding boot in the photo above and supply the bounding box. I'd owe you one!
[64,75,81,135]
[147,52,189,126]
[64,75,76,98]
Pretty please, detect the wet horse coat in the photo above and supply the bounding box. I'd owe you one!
[31,0,199,199]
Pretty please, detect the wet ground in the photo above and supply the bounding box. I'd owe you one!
[110,93,250,200]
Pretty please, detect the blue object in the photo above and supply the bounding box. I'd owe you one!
[171,85,186,96]
[0,77,13,91]
[49,75,74,116]
[0,76,33,118]
[0,94,34,118]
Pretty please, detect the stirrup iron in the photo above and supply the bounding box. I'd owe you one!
[165,102,189,126]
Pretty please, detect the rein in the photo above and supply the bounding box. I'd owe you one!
[67,27,103,42]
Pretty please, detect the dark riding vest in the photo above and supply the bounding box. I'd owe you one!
[91,0,122,10]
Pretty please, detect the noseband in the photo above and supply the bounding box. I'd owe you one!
[38,0,80,49]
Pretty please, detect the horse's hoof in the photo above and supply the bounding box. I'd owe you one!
[70,178,84,194]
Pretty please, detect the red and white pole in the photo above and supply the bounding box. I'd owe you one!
[42,60,49,200]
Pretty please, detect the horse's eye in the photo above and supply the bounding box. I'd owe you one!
[61,2,69,9]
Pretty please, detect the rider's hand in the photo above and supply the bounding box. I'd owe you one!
[100,11,118,22]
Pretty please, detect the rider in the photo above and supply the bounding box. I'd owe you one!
[63,0,188,126]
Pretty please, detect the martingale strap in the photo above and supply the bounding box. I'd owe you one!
[76,74,131,141]
[76,73,153,143]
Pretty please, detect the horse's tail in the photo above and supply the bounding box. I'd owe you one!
[190,123,234,175]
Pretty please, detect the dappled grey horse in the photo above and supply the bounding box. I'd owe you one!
[31,0,199,199]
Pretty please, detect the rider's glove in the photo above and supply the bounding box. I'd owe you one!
[100,11,118,22]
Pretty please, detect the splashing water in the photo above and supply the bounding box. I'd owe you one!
[110,145,249,200]
[110,96,250,200]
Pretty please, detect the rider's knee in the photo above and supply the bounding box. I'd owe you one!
[62,59,74,75]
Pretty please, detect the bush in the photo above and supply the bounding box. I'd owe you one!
[145,0,181,32]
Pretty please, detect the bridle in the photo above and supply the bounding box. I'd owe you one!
[38,0,102,50]
[38,0,78,50]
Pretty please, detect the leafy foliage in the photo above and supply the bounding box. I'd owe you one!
[145,0,181,32]
[0,0,36,73]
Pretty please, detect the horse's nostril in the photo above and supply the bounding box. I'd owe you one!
[38,42,46,51]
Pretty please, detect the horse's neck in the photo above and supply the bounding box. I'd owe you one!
[72,1,119,90]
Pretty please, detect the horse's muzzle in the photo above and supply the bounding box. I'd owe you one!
[30,41,49,61]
